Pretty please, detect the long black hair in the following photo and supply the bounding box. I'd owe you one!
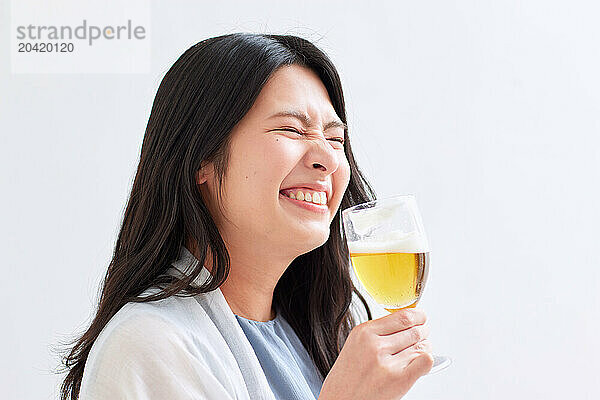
[58,32,375,399]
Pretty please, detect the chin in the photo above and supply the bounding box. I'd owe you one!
[301,229,331,253]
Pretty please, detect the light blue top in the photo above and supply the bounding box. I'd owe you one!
[235,310,324,400]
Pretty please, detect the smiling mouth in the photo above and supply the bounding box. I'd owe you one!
[279,188,328,204]
[279,192,329,214]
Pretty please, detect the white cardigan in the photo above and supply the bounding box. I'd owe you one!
[79,246,367,399]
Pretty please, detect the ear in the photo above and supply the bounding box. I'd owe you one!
[195,169,208,185]
[195,161,212,185]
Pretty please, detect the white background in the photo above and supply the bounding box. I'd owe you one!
[1,1,598,399]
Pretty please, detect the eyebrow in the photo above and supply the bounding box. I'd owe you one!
[268,110,348,131]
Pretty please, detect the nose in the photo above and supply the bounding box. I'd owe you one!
[305,137,340,175]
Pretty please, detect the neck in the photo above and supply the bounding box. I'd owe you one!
[185,240,294,322]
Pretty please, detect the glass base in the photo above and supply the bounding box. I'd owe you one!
[425,354,452,375]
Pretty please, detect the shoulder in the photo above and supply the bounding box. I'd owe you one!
[80,291,238,399]
[93,299,191,357]
[83,294,202,378]
[92,291,205,350]
[87,290,226,365]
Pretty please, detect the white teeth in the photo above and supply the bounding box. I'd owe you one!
[283,189,328,205]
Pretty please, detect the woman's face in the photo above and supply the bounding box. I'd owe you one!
[198,64,351,257]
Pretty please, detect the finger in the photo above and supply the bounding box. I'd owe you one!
[371,308,427,336]
[404,352,435,383]
[381,324,430,355]
[405,338,433,358]
[413,339,433,354]
[389,339,433,369]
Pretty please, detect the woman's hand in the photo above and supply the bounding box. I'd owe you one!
[318,308,434,400]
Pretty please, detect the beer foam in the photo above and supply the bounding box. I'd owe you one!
[349,205,396,236]
[348,230,430,253]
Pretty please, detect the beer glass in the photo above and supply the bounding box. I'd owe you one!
[341,194,451,375]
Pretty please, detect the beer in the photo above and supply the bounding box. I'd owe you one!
[348,231,430,312]
[349,251,429,312]
[342,194,452,375]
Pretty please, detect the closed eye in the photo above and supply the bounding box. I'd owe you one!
[328,137,345,144]
[278,128,345,145]
[278,128,303,134]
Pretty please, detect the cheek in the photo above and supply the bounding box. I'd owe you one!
[228,137,297,200]
[264,138,301,171]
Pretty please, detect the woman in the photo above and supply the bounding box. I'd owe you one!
[59,33,434,400]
